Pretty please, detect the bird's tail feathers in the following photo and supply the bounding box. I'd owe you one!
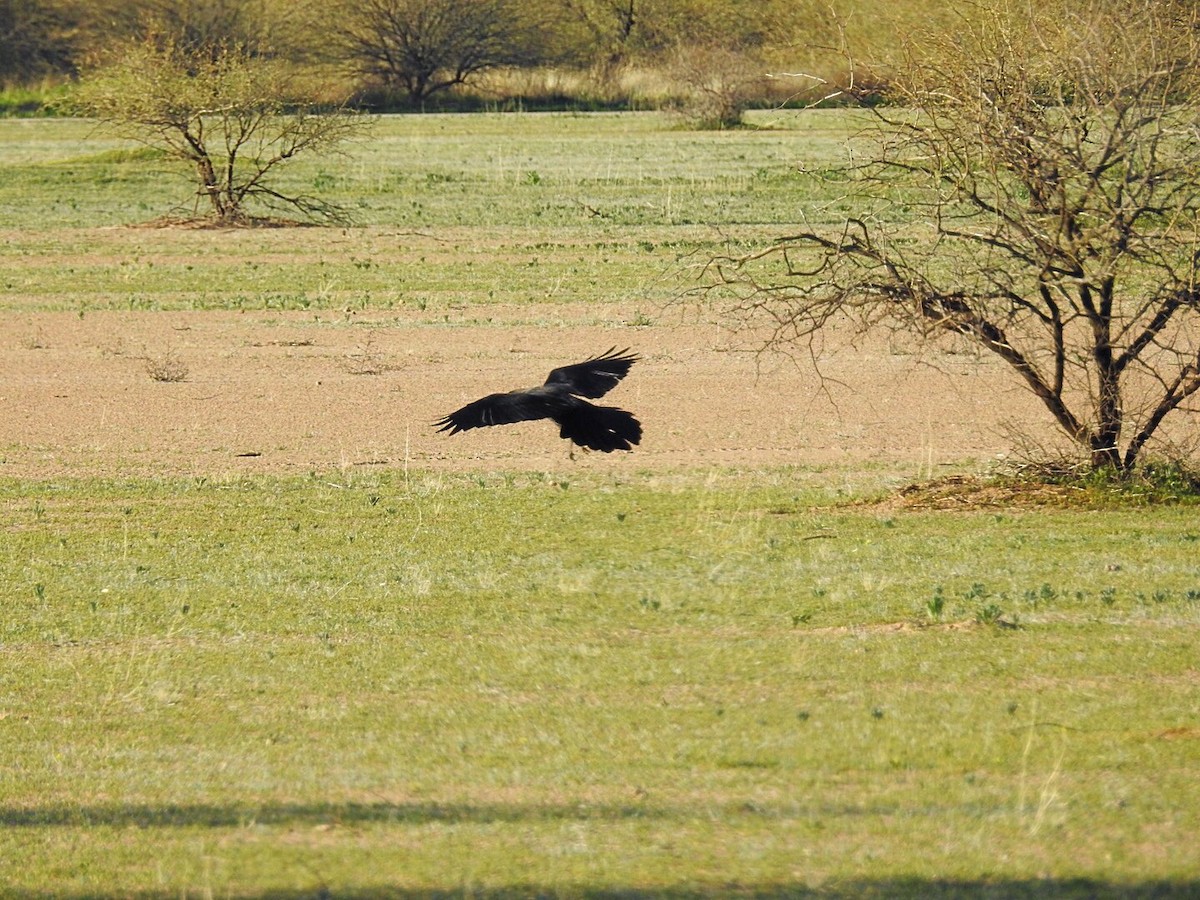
[557,403,642,452]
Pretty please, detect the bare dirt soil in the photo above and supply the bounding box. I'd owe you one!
[1,304,1058,480]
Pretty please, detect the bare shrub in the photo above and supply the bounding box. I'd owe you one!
[343,333,398,376]
[666,43,766,129]
[67,35,372,226]
[143,348,189,383]
[339,0,544,105]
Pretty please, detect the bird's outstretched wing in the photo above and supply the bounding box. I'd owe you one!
[433,389,565,435]
[544,347,639,399]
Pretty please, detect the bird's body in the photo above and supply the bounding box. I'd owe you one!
[434,348,642,452]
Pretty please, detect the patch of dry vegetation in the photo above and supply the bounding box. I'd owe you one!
[879,463,1200,511]
[881,475,1087,511]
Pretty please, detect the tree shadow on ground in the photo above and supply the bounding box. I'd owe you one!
[3,801,1195,899]
[0,881,1195,899]
[0,799,665,828]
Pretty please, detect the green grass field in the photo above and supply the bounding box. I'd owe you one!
[0,111,866,316]
[2,112,1199,897]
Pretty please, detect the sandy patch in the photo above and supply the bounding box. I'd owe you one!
[0,304,1056,479]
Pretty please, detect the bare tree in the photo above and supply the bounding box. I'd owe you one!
[700,0,1200,475]
[339,0,540,105]
[667,41,766,129]
[68,36,371,225]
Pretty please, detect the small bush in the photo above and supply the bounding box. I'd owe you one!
[143,349,189,383]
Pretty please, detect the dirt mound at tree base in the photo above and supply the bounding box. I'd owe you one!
[881,475,1086,511]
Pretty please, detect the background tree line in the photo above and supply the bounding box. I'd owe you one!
[0,0,940,120]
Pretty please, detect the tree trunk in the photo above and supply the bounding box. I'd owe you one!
[1090,298,1125,473]
[1090,439,1123,472]
[195,156,223,217]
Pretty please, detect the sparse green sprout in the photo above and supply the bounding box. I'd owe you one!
[926,587,946,622]
[629,310,654,327]
[963,582,988,601]
[976,602,1019,629]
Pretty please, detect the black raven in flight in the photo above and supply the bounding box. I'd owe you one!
[434,348,642,452]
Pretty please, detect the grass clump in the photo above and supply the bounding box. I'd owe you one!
[1003,457,1200,506]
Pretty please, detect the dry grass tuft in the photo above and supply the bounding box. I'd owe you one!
[142,348,189,383]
